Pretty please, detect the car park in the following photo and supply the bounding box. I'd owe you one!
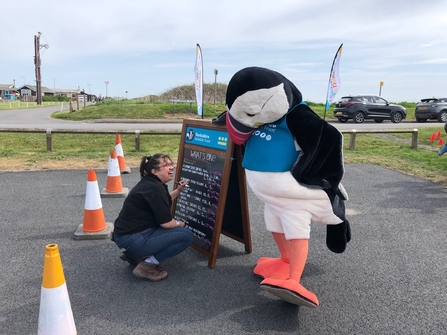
[333,94,407,123]
[415,98,447,123]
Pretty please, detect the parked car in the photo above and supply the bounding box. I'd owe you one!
[333,95,407,123]
[415,98,447,123]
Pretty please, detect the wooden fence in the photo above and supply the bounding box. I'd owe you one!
[0,127,419,152]
[342,129,419,150]
[0,128,181,152]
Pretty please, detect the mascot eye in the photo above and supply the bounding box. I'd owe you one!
[245,94,275,118]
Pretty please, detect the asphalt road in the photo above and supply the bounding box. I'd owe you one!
[0,105,183,131]
[1,165,446,334]
[0,104,444,131]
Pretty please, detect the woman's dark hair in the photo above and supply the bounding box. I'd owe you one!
[139,154,172,178]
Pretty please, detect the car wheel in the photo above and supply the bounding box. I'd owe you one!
[437,111,447,123]
[374,119,383,123]
[338,117,348,123]
[416,117,427,123]
[391,112,403,123]
[353,112,365,123]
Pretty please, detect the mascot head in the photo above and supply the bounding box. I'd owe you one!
[224,67,302,144]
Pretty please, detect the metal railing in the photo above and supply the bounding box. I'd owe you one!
[0,127,419,152]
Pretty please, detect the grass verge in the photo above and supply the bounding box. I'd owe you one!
[49,100,417,121]
[1,126,447,186]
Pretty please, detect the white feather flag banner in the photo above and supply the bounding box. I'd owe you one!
[324,43,343,118]
[194,43,203,117]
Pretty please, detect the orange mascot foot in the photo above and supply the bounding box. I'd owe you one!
[253,257,290,280]
[260,278,319,308]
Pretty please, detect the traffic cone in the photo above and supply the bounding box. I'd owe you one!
[437,131,442,137]
[430,133,436,142]
[38,244,76,335]
[115,133,131,174]
[101,150,129,198]
[74,169,113,239]
[105,150,123,192]
[438,138,443,145]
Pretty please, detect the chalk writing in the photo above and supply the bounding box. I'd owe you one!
[174,147,225,251]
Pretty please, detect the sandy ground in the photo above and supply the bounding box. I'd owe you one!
[0,157,142,172]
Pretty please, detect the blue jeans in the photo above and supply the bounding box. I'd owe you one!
[439,143,447,156]
[113,227,193,263]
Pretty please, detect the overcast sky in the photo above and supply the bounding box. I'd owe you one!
[1,0,446,103]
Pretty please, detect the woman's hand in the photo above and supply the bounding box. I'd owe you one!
[176,219,186,227]
[171,180,189,200]
[160,218,186,229]
[176,180,189,191]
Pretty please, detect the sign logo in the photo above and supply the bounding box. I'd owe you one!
[186,129,195,141]
[185,126,228,150]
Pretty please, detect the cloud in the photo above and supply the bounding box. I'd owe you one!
[1,0,446,101]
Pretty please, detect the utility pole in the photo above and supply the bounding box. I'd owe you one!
[34,34,41,104]
[34,32,49,105]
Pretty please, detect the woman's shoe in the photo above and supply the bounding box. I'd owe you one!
[132,261,168,281]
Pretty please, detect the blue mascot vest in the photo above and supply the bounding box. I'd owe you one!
[242,105,301,172]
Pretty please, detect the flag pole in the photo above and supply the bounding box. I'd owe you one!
[201,46,204,120]
[324,43,343,120]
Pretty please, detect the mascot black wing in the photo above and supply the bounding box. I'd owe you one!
[286,104,351,254]
[216,66,351,308]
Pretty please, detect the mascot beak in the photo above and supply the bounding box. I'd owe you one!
[226,112,255,145]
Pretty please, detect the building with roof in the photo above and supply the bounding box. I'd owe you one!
[1,83,97,102]
[0,84,18,100]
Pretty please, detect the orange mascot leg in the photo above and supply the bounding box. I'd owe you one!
[253,232,290,280]
[260,239,319,308]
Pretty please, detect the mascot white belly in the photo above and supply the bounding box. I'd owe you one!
[213,66,351,308]
[246,170,342,239]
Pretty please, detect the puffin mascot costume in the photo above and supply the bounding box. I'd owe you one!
[213,67,351,308]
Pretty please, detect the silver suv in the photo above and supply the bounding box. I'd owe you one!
[415,98,447,123]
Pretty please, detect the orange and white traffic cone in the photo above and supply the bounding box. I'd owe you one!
[74,169,113,239]
[101,149,129,198]
[115,133,131,174]
[105,150,123,193]
[38,244,77,335]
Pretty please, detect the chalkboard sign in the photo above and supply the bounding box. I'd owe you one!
[173,119,251,268]
[174,147,225,251]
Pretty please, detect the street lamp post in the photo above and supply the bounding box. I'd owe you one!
[214,69,218,107]
[104,81,109,98]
